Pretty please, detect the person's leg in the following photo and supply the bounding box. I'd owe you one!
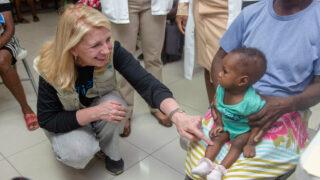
[0,49,37,130]
[139,1,171,126]
[45,126,100,169]
[243,127,260,158]
[205,132,229,160]
[192,131,229,176]
[205,69,215,104]
[26,0,40,22]
[220,132,250,169]
[90,91,128,174]
[206,132,250,180]
[90,91,128,161]
[14,0,30,23]
[110,2,139,137]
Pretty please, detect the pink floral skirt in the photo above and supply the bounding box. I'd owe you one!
[185,109,311,180]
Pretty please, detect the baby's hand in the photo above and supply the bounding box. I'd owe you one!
[209,125,223,138]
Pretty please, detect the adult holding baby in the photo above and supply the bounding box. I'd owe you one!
[185,0,320,179]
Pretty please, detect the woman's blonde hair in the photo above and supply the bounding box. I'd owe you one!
[37,4,112,91]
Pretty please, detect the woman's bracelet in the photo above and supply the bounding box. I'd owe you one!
[168,107,185,121]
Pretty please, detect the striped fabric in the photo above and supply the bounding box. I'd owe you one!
[185,109,311,180]
[0,28,20,61]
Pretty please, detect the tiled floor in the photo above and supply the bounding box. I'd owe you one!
[0,10,319,180]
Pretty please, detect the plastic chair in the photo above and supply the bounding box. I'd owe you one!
[0,48,38,95]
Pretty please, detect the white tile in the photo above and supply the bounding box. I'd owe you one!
[0,159,21,179]
[113,156,184,180]
[119,138,149,170]
[163,60,185,85]
[8,140,114,180]
[124,109,179,154]
[0,103,47,157]
[152,137,187,175]
[287,172,298,180]
[166,69,209,114]
[121,91,179,154]
[15,11,59,46]
[0,153,3,161]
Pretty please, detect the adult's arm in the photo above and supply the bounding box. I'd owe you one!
[0,9,14,48]
[37,76,81,133]
[113,41,213,145]
[247,75,320,141]
[37,76,126,133]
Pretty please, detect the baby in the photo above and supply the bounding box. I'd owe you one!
[192,47,267,180]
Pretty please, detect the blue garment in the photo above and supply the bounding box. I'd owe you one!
[216,85,265,141]
[0,13,5,24]
[219,0,320,97]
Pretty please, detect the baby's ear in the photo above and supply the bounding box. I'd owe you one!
[238,75,249,87]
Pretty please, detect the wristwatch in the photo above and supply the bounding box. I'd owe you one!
[168,107,185,120]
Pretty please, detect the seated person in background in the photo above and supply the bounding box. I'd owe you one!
[185,0,320,179]
[35,4,211,174]
[0,1,39,130]
[192,47,266,180]
[14,0,40,23]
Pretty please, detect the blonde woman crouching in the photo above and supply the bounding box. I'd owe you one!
[35,4,212,174]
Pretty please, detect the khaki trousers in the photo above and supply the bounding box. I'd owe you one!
[111,0,166,117]
[194,0,228,72]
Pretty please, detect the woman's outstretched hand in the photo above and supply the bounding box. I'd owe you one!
[172,112,213,145]
[97,100,127,124]
[247,95,293,142]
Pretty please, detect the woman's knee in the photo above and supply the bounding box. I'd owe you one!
[49,128,100,169]
[53,140,99,169]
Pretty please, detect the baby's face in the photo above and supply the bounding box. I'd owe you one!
[218,53,243,89]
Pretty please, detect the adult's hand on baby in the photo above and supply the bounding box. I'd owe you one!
[247,95,293,142]
[97,100,127,124]
[172,113,213,145]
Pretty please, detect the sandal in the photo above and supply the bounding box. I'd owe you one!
[17,18,30,24]
[151,111,172,127]
[33,16,40,22]
[24,113,39,131]
[120,118,131,137]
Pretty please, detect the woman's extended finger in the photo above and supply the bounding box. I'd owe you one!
[181,131,199,142]
[191,128,213,145]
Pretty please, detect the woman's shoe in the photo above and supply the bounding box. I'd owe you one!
[104,155,124,175]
